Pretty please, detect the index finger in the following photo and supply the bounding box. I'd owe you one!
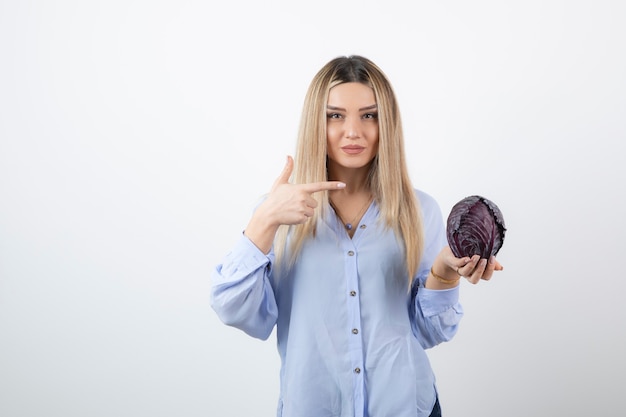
[301,181,346,193]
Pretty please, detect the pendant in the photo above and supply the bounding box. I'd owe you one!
[345,223,353,230]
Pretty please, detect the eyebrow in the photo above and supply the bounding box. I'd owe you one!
[326,104,378,112]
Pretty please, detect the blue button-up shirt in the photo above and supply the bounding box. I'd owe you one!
[211,189,463,417]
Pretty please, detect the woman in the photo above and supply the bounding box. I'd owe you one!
[211,55,502,417]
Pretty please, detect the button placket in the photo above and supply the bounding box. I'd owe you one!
[342,237,364,397]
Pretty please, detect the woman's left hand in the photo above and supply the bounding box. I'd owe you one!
[434,246,504,285]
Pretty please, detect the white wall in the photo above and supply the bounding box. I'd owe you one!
[1,1,625,416]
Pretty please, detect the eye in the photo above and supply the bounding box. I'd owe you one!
[362,112,378,120]
[327,113,343,119]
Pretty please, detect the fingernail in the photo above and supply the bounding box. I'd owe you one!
[489,256,495,264]
[337,182,346,188]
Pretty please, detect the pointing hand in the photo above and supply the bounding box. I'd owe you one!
[264,156,346,226]
[244,156,346,253]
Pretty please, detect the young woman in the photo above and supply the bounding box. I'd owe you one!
[211,55,502,417]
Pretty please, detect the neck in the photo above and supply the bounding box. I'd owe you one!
[327,164,371,195]
[327,168,373,236]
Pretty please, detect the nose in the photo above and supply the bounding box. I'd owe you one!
[345,118,360,139]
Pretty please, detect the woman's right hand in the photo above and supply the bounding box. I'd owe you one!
[244,156,345,253]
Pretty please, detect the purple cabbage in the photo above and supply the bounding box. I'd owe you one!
[446,195,506,259]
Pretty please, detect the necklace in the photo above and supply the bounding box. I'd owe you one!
[330,196,372,231]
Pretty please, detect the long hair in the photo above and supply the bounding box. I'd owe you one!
[274,55,424,289]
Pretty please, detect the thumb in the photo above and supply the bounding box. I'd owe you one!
[272,155,294,190]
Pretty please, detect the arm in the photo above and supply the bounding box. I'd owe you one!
[210,156,345,339]
[410,191,464,348]
[210,235,278,340]
[410,191,504,348]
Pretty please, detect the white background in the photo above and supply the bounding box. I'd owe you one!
[1,1,625,416]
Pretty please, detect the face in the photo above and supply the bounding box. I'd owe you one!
[326,82,379,171]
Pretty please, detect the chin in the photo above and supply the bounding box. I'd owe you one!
[341,158,373,170]
[328,153,376,170]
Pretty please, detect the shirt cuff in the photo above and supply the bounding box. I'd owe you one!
[418,286,460,317]
[219,234,271,279]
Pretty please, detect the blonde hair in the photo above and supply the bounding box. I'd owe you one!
[275,55,424,289]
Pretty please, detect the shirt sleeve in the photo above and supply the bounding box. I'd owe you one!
[210,234,278,340]
[410,190,464,349]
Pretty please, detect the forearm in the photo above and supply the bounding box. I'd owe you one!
[210,236,278,340]
[244,210,280,254]
[411,285,463,348]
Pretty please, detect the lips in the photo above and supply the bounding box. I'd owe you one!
[341,145,365,155]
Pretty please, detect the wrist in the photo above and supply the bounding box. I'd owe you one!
[430,267,461,285]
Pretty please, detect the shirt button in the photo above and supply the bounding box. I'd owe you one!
[352,328,359,334]
[348,251,355,256]
[354,367,361,374]
[350,290,356,296]
[359,224,366,229]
